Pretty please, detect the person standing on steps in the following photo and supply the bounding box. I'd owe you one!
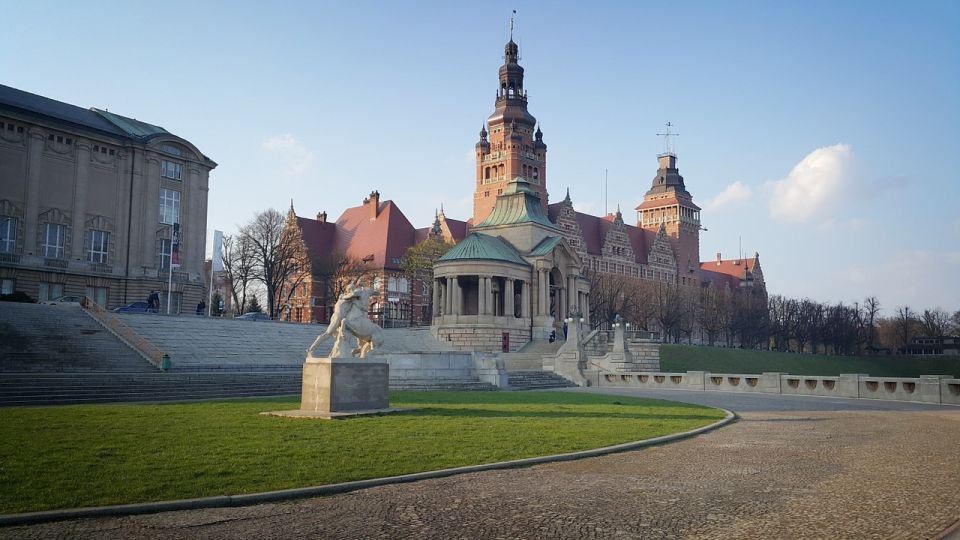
[196,300,206,316]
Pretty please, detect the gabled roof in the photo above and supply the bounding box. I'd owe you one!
[334,200,416,270]
[437,233,529,266]
[296,217,336,260]
[699,257,759,289]
[548,202,657,264]
[528,235,563,257]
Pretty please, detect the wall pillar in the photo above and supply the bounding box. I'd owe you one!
[538,269,547,315]
[432,279,440,317]
[70,140,91,261]
[505,278,515,317]
[141,158,161,268]
[567,276,576,316]
[486,276,495,316]
[23,130,45,256]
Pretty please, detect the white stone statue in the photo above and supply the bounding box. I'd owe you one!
[307,280,384,359]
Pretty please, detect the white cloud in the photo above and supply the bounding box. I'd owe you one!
[768,143,852,222]
[261,134,314,176]
[703,181,753,210]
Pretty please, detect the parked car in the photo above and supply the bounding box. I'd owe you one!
[113,302,156,313]
[42,296,85,305]
[236,312,272,321]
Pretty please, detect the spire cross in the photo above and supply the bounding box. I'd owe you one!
[510,10,516,40]
[656,122,680,154]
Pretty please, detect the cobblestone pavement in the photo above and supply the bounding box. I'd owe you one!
[4,393,960,539]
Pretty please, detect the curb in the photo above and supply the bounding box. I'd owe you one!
[0,409,736,527]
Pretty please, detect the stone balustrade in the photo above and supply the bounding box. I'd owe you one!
[591,370,960,405]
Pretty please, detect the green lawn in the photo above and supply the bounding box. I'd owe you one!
[661,345,960,378]
[0,391,724,514]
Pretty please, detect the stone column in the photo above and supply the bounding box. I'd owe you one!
[443,278,451,315]
[432,279,440,317]
[539,269,548,315]
[478,275,486,315]
[451,276,459,315]
[505,278,515,317]
[23,130,45,256]
[567,276,576,316]
[486,276,495,316]
[521,280,530,318]
[584,293,590,324]
[70,140,91,261]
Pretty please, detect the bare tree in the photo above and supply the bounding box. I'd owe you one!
[863,296,881,352]
[220,234,255,316]
[400,236,453,325]
[893,306,917,351]
[920,307,951,337]
[241,208,309,318]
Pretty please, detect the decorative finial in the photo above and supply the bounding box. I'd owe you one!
[656,122,680,154]
[564,187,571,203]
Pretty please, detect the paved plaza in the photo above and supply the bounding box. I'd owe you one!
[4,390,959,539]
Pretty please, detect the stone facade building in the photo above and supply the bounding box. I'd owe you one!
[0,84,216,311]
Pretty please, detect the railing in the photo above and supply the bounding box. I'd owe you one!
[590,369,960,406]
[44,258,67,269]
[82,301,166,369]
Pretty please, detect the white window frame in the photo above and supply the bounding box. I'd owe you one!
[160,160,183,180]
[42,223,65,259]
[159,238,172,269]
[87,230,110,263]
[160,188,180,225]
[0,217,15,253]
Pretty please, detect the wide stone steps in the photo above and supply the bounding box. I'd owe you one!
[0,373,301,405]
[508,370,578,390]
[0,303,157,373]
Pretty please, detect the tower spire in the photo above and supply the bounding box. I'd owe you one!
[510,9,516,41]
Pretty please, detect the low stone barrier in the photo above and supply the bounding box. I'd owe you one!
[379,351,509,389]
[595,370,960,405]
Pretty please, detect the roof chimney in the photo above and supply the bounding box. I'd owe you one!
[317,211,327,223]
[367,190,380,219]
[716,252,722,265]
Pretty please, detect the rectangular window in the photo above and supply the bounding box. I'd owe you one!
[38,282,64,302]
[42,223,65,258]
[87,230,110,263]
[160,160,183,180]
[160,188,180,225]
[84,286,108,307]
[159,239,172,269]
[1,279,13,295]
[0,217,16,253]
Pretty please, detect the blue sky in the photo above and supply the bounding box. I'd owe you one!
[4,1,958,313]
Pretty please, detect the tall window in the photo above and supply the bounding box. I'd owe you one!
[38,282,64,302]
[161,160,182,180]
[160,188,180,225]
[42,223,65,258]
[0,217,15,253]
[1,278,13,295]
[159,239,172,269]
[85,286,108,307]
[87,230,110,263]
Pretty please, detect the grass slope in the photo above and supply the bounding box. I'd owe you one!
[0,391,724,514]
[661,345,960,378]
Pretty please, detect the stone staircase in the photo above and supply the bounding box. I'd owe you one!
[500,340,563,371]
[508,370,579,390]
[0,372,300,406]
[0,303,156,373]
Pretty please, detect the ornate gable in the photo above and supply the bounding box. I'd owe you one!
[552,193,587,261]
[600,210,635,262]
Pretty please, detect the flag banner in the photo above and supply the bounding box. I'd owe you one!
[212,229,224,272]
[172,223,181,268]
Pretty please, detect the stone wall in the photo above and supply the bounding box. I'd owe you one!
[435,325,532,353]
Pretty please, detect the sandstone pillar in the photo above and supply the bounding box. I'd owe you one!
[451,276,459,315]
[70,140,91,261]
[478,275,487,315]
[505,278,514,317]
[23,130,45,256]
[520,280,530,318]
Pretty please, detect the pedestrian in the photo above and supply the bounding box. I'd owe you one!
[196,300,206,316]
[148,290,160,312]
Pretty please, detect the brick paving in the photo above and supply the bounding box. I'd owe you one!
[4,397,960,539]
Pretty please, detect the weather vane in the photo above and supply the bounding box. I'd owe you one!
[656,122,679,154]
[510,9,516,40]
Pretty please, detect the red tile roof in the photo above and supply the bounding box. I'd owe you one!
[699,257,758,289]
[295,217,336,260]
[548,202,656,262]
[335,200,415,270]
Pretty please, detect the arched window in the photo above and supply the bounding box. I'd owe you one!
[533,167,539,180]
[485,167,491,179]
[498,164,505,177]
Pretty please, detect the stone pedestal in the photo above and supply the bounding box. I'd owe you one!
[263,357,399,419]
[301,357,389,413]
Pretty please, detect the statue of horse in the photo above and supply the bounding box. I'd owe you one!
[307,281,383,359]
